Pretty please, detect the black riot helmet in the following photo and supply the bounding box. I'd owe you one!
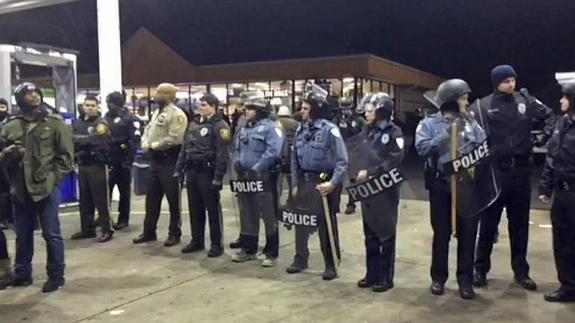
[14,82,43,108]
[358,92,394,121]
[244,97,271,118]
[561,82,575,111]
[338,97,354,110]
[435,79,471,113]
[302,83,330,120]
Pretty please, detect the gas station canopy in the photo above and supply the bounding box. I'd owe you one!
[0,0,81,15]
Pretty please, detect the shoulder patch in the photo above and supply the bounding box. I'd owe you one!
[176,115,187,125]
[330,127,341,138]
[396,137,405,150]
[96,123,109,135]
[219,128,232,142]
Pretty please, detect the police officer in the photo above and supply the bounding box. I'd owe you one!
[231,98,284,266]
[133,83,187,247]
[0,97,12,289]
[276,105,299,206]
[104,91,141,230]
[354,93,404,293]
[0,98,13,228]
[71,96,113,242]
[538,82,575,303]
[0,83,73,292]
[415,79,486,299]
[472,65,551,290]
[286,87,348,280]
[175,93,231,257]
[334,97,366,215]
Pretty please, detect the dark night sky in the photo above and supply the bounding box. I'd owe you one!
[1,0,574,101]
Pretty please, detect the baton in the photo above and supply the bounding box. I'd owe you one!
[450,122,458,237]
[319,172,340,271]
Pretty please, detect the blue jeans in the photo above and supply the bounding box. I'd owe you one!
[13,190,65,280]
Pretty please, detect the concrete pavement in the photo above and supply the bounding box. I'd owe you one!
[0,189,572,323]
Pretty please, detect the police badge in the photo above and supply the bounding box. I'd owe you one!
[200,127,209,137]
[381,133,389,144]
[518,103,526,115]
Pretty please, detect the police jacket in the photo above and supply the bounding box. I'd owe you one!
[73,116,110,166]
[415,112,486,174]
[334,113,365,139]
[291,118,349,187]
[0,107,74,202]
[175,113,231,182]
[234,118,284,172]
[364,120,404,176]
[471,91,550,159]
[538,114,575,196]
[105,108,141,166]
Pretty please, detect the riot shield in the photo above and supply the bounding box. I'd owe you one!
[345,130,403,241]
[345,129,370,180]
[424,91,500,221]
[441,116,499,219]
[230,166,277,240]
[279,177,323,229]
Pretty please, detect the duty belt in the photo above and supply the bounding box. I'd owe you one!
[150,146,180,160]
[299,171,332,182]
[186,159,214,170]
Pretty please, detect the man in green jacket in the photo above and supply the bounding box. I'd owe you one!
[0,83,73,293]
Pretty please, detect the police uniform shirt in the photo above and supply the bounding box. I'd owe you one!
[234,118,284,171]
[141,103,187,151]
[539,115,575,195]
[72,116,110,165]
[365,121,404,176]
[336,114,365,139]
[105,109,141,164]
[472,92,550,158]
[415,113,486,174]
[175,113,231,181]
[291,118,349,187]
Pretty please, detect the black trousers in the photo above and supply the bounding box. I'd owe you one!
[186,168,222,247]
[429,180,478,286]
[108,163,132,225]
[143,154,181,238]
[550,190,575,292]
[293,179,342,268]
[0,230,8,260]
[278,172,294,205]
[78,164,112,234]
[0,168,12,224]
[363,220,396,284]
[475,166,531,277]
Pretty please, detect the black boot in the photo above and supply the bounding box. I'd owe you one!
[164,235,181,247]
[181,240,205,254]
[357,277,373,288]
[42,277,65,293]
[70,231,96,240]
[458,284,476,300]
[544,288,575,303]
[473,271,487,287]
[132,233,157,244]
[515,275,537,291]
[430,281,445,295]
[286,257,308,274]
